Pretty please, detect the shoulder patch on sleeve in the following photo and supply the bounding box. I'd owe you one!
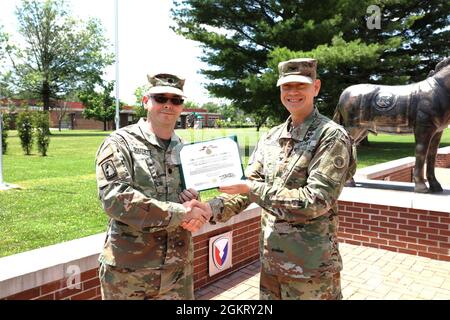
[101,160,118,181]
[96,142,122,188]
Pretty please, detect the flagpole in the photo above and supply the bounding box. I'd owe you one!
[0,112,17,191]
[0,112,4,186]
[114,0,120,130]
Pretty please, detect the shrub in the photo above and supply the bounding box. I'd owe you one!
[34,111,51,156]
[1,112,9,155]
[16,109,34,155]
[214,119,255,128]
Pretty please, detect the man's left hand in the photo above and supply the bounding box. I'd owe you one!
[218,180,251,194]
[179,188,200,203]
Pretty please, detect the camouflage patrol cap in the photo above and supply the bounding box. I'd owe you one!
[147,73,186,97]
[276,58,317,86]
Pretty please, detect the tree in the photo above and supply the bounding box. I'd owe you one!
[133,85,148,120]
[0,25,6,60]
[33,111,50,156]
[0,26,13,98]
[172,0,450,123]
[53,101,69,131]
[201,101,220,113]
[0,71,16,99]
[5,0,114,111]
[49,90,79,131]
[0,25,7,72]
[16,107,34,155]
[203,101,251,126]
[184,101,200,109]
[251,107,269,131]
[1,112,9,155]
[79,81,120,131]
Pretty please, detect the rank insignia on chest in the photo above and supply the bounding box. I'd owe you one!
[304,130,314,141]
[102,160,118,180]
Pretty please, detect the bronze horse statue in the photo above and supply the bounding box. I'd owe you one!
[333,57,450,193]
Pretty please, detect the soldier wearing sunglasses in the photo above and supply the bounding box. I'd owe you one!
[95,73,211,300]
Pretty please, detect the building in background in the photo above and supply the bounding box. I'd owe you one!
[178,108,221,129]
[0,99,221,130]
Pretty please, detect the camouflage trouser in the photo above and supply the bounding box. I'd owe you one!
[99,262,194,300]
[259,267,342,300]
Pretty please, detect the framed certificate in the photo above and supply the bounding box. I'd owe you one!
[179,135,245,191]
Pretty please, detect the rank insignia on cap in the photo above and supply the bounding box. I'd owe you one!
[102,160,118,180]
[333,156,346,169]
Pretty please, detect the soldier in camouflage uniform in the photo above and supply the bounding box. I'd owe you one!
[205,58,357,300]
[95,73,211,300]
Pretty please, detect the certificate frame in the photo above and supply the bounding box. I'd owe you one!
[179,135,245,192]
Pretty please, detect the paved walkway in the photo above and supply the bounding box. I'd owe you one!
[195,243,450,300]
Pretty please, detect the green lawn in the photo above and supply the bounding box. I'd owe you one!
[0,130,110,257]
[0,127,449,257]
[357,131,450,167]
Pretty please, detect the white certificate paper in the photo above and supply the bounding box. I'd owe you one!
[179,136,245,191]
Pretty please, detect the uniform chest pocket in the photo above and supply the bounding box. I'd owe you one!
[263,144,282,183]
[283,151,312,187]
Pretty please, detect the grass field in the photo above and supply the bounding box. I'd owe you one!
[0,127,449,257]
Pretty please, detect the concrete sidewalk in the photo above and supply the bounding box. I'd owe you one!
[195,243,450,300]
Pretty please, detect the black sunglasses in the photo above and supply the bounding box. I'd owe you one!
[151,95,184,105]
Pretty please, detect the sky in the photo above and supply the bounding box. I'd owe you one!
[0,0,215,106]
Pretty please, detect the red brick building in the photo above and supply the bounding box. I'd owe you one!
[0,98,133,130]
[0,99,221,130]
[178,108,221,129]
[46,101,135,130]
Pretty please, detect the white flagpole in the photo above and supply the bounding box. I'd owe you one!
[0,112,4,186]
[114,0,120,130]
[0,112,16,190]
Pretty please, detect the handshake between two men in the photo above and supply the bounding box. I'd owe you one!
[178,188,212,233]
[177,181,250,232]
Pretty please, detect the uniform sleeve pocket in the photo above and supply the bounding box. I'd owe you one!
[96,144,129,188]
[317,139,350,184]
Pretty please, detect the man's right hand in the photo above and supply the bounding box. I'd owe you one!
[181,200,212,232]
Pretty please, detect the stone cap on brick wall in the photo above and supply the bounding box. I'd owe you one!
[438,146,450,155]
[355,157,415,180]
[0,233,104,299]
[340,181,450,213]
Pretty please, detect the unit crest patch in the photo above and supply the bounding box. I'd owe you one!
[102,160,118,180]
